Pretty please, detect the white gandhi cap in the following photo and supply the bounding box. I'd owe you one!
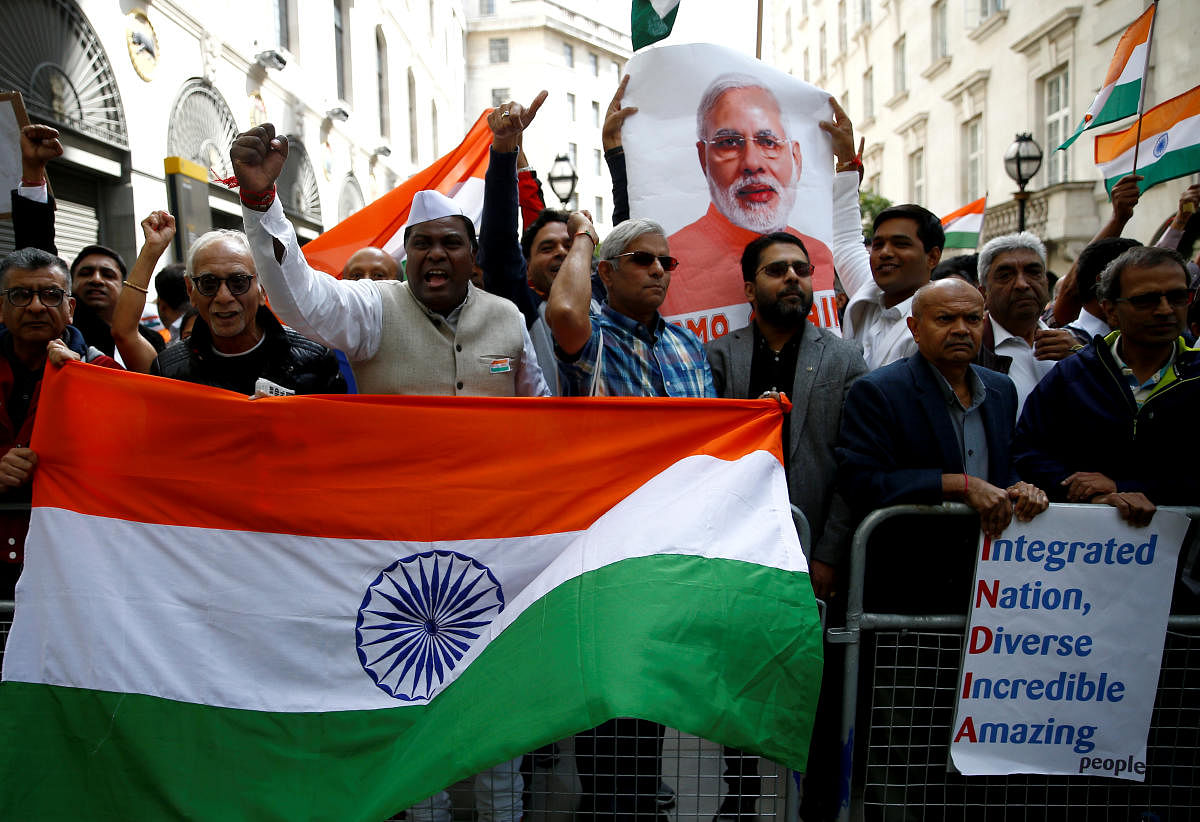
[408,190,464,226]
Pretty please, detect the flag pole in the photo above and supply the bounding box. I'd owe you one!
[756,0,764,59]
[1130,0,1160,175]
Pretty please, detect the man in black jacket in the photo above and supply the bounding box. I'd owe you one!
[151,229,344,396]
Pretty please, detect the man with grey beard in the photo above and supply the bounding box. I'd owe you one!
[705,232,864,822]
[662,75,835,338]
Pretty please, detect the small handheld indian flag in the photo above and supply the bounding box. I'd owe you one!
[632,0,681,50]
[1057,4,1155,151]
[1095,85,1200,196]
[941,196,987,250]
[0,364,822,822]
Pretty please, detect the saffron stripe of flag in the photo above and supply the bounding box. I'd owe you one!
[0,364,822,822]
[632,0,681,50]
[941,196,987,250]
[1095,85,1200,196]
[300,109,494,276]
[1057,4,1155,151]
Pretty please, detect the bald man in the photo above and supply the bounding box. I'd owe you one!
[837,279,1048,538]
[341,247,398,281]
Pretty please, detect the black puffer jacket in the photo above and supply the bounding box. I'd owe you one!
[151,306,346,395]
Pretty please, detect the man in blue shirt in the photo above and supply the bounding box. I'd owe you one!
[548,213,715,398]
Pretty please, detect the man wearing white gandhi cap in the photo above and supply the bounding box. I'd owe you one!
[231,123,548,396]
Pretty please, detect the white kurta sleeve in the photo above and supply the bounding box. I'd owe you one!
[242,199,383,361]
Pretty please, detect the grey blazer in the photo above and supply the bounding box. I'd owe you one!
[706,321,867,566]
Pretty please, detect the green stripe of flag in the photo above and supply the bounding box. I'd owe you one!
[1059,80,1142,151]
[632,0,680,50]
[1105,143,1200,196]
[943,231,981,250]
[0,555,822,822]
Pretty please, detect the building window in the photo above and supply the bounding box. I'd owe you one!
[568,142,577,166]
[863,69,873,120]
[479,0,495,14]
[274,0,291,51]
[963,117,983,201]
[376,28,389,139]
[1044,68,1070,185]
[868,173,881,195]
[489,37,509,64]
[566,92,576,121]
[563,43,574,67]
[611,60,621,82]
[908,148,924,204]
[594,196,604,223]
[893,37,907,96]
[803,48,810,83]
[980,0,1004,21]
[594,148,603,176]
[931,0,948,60]
[491,88,510,108]
[431,100,438,155]
[333,0,350,102]
[819,25,827,77]
[591,100,601,127]
[589,53,599,76]
[408,69,418,164]
[838,0,847,52]
[860,0,871,27]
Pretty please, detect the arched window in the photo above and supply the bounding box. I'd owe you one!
[339,174,365,221]
[167,79,240,181]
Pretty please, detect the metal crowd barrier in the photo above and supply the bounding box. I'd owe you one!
[830,504,1200,822]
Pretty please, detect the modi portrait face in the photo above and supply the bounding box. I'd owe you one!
[697,83,803,234]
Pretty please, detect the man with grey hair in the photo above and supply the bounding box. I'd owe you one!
[662,74,835,341]
[1014,245,1199,526]
[549,212,715,397]
[150,228,345,396]
[547,210,713,822]
[974,231,1076,414]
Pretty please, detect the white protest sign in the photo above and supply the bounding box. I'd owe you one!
[950,504,1188,781]
[623,44,838,341]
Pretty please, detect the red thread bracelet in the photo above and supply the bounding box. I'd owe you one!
[239,185,277,209]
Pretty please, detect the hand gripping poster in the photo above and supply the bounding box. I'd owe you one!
[623,44,838,342]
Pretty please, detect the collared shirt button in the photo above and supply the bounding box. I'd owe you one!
[7,551,15,560]
[456,380,464,389]
[6,538,13,546]
[456,344,462,352]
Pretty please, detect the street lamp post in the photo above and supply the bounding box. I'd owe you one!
[1003,133,1044,232]
[547,153,578,208]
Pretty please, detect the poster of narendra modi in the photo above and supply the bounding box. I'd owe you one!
[623,44,837,341]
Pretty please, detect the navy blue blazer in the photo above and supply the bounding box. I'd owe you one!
[836,353,1019,511]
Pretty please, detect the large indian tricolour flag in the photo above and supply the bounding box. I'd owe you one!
[1057,4,1155,151]
[1095,84,1200,196]
[0,364,822,821]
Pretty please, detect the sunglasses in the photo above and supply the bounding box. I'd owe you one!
[0,287,68,307]
[758,261,814,278]
[1114,289,1194,311]
[190,273,256,297]
[607,251,680,271]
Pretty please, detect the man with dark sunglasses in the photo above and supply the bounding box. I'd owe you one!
[150,229,345,396]
[1014,245,1200,525]
[0,247,122,598]
[548,214,715,398]
[705,232,865,822]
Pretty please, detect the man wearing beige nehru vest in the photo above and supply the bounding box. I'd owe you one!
[231,123,548,398]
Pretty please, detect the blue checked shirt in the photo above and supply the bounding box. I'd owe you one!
[557,305,717,398]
